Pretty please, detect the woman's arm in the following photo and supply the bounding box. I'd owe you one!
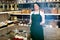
[29,15,32,24]
[40,11,45,25]
[29,12,33,24]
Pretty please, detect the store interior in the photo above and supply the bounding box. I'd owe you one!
[0,0,60,40]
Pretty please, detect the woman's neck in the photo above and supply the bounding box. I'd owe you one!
[34,10,39,12]
[34,10,40,14]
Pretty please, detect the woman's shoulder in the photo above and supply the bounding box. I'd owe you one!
[31,11,34,13]
[30,11,34,15]
[40,10,44,16]
[40,10,44,13]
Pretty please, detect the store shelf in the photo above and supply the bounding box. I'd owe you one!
[17,2,34,4]
[17,1,60,4]
[1,11,60,15]
[45,14,60,15]
[9,13,30,15]
[0,12,9,14]
[0,24,15,31]
[38,1,60,3]
[37,1,60,3]
[45,13,60,15]
[0,11,60,15]
[0,26,9,30]
[9,13,60,15]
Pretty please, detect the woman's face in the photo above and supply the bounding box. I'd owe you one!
[34,4,39,10]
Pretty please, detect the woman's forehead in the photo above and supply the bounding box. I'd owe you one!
[34,4,38,6]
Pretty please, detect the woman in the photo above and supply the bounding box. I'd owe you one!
[29,3,45,40]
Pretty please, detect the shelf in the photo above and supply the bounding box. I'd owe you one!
[45,14,60,15]
[0,11,60,15]
[9,13,30,15]
[17,1,60,4]
[0,12,9,14]
[17,3,34,4]
[0,26,8,30]
[36,1,60,3]
[0,24,14,30]
[9,13,60,15]
[38,1,60,3]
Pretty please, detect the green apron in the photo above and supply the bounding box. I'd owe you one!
[30,13,44,40]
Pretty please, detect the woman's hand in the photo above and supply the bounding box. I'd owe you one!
[28,22,31,25]
[40,22,44,25]
[28,20,32,25]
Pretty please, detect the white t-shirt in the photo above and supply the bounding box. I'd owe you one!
[31,11,44,15]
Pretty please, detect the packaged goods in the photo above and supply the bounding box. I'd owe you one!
[51,8,58,14]
[46,0,50,2]
[58,9,60,14]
